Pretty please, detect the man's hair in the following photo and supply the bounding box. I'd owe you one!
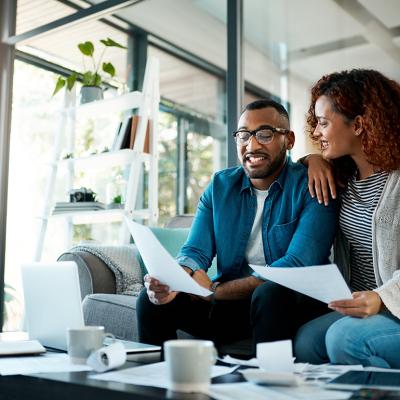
[242,99,290,124]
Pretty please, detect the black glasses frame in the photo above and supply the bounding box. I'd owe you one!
[232,125,290,146]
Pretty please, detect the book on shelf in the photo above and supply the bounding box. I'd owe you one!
[110,121,122,151]
[112,116,132,151]
[53,201,106,214]
[130,115,150,153]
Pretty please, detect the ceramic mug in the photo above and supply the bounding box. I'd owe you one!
[67,326,115,364]
[164,339,217,392]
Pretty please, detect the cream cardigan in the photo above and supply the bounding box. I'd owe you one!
[335,170,400,319]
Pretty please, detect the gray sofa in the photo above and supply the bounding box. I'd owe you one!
[58,216,252,356]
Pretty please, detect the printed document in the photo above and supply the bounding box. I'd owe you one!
[91,361,236,389]
[0,353,91,375]
[125,219,212,297]
[250,264,352,303]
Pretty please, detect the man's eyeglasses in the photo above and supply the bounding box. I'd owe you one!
[232,126,290,146]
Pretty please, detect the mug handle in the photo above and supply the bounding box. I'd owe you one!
[103,332,116,345]
[211,346,217,365]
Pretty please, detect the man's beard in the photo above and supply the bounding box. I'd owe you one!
[242,145,287,179]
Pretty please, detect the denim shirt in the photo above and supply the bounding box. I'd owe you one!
[176,157,338,282]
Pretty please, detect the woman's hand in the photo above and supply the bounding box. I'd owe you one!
[305,154,337,206]
[328,291,383,318]
[144,274,177,305]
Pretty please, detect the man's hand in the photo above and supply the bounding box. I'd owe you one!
[328,291,383,318]
[306,154,336,206]
[144,274,177,305]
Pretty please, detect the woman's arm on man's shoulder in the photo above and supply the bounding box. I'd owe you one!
[298,154,337,206]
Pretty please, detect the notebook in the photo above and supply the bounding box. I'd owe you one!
[0,340,46,356]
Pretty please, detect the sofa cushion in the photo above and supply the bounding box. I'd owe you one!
[150,227,190,257]
[83,293,139,341]
[58,250,116,299]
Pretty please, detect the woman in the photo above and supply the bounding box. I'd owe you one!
[294,69,400,368]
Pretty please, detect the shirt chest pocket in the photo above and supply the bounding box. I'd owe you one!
[269,218,299,258]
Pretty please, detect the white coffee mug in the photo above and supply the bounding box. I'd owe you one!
[67,326,115,364]
[164,339,217,393]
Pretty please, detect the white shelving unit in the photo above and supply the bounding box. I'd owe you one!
[34,57,160,261]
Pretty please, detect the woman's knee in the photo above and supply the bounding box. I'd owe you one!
[294,312,340,364]
[326,317,364,364]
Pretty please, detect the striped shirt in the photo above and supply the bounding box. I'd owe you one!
[339,171,388,292]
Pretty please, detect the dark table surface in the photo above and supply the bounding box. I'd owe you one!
[0,349,393,400]
[0,351,245,400]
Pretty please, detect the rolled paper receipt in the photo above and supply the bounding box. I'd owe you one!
[87,341,126,372]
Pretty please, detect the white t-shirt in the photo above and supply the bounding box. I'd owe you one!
[245,188,269,266]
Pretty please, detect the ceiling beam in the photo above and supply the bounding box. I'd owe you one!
[5,0,142,45]
[290,24,400,62]
[334,0,400,65]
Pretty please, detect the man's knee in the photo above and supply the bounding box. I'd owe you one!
[136,288,151,316]
[251,280,290,307]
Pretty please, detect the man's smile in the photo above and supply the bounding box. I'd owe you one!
[243,152,270,167]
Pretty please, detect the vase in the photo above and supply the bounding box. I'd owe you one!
[79,86,103,104]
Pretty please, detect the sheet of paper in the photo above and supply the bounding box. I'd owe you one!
[257,340,294,372]
[125,218,212,296]
[250,264,352,303]
[209,382,352,400]
[91,361,236,389]
[220,356,306,374]
[220,355,259,367]
[0,353,92,376]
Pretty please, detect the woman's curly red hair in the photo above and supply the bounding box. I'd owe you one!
[306,69,400,177]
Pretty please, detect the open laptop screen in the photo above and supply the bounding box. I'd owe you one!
[21,261,84,351]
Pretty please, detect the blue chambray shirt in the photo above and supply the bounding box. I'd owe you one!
[176,157,338,282]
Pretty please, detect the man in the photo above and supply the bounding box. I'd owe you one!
[137,99,337,351]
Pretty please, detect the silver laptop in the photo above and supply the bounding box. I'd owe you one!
[21,261,161,353]
[21,261,84,351]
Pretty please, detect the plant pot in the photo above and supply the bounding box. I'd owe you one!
[79,86,103,104]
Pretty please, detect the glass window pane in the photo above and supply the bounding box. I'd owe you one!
[149,46,224,123]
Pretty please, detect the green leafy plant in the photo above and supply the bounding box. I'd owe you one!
[113,194,122,204]
[53,38,127,96]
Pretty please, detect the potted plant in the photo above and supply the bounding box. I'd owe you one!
[52,38,127,104]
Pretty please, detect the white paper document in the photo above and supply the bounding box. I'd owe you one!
[0,353,92,376]
[250,264,352,303]
[257,340,294,372]
[125,218,212,297]
[220,355,259,367]
[91,361,236,389]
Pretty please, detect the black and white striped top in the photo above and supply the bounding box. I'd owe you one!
[339,171,388,292]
